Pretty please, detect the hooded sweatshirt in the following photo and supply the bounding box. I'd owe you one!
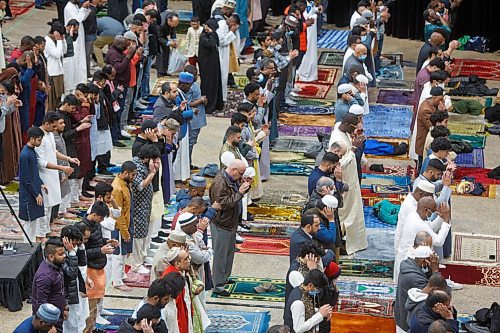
[409,303,459,333]
[405,288,428,327]
[394,258,440,331]
[117,318,141,333]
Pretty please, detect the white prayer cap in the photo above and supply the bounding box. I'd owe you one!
[166,247,181,262]
[413,245,433,259]
[338,83,352,94]
[322,195,339,209]
[415,180,435,194]
[362,9,374,18]
[220,151,236,167]
[243,166,255,178]
[355,74,369,84]
[349,104,365,116]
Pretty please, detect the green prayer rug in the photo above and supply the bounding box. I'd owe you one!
[211,276,286,302]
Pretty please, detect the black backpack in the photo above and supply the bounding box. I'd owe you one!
[465,302,500,333]
[485,104,500,123]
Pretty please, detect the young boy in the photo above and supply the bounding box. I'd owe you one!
[18,126,46,243]
[53,112,74,221]
[186,16,203,66]
[254,33,272,64]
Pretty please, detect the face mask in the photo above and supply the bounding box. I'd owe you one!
[232,140,239,147]
[308,289,320,297]
[361,35,367,42]
[257,73,265,83]
[330,189,336,196]
[438,83,445,88]
[286,31,294,36]
[72,33,79,41]
[421,266,429,274]
[275,44,282,50]
[358,54,367,62]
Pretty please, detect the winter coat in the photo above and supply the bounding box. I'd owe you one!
[62,250,80,304]
[105,45,131,87]
[208,170,244,231]
[84,216,108,270]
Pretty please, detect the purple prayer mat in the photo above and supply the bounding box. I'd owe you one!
[278,124,331,137]
[376,89,413,105]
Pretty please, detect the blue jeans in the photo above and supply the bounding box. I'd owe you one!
[113,87,128,138]
[140,56,152,98]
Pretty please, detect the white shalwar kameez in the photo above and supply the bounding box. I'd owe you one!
[89,103,113,161]
[216,19,236,101]
[328,127,367,254]
[64,2,90,93]
[393,193,417,282]
[296,4,319,82]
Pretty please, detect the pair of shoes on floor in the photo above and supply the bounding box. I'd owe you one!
[113,141,126,148]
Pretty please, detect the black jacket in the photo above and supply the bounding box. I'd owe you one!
[84,216,108,270]
[148,22,160,57]
[409,303,459,333]
[83,6,99,36]
[61,251,80,304]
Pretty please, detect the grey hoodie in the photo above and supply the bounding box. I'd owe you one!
[405,288,428,327]
[394,258,440,332]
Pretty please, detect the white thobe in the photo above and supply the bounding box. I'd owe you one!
[296,5,319,82]
[349,11,361,29]
[35,131,61,207]
[329,127,367,254]
[216,20,236,101]
[64,3,90,92]
[393,193,417,282]
[395,211,451,276]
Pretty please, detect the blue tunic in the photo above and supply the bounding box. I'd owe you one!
[18,145,44,221]
[236,0,249,39]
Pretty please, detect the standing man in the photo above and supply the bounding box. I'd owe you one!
[216,12,239,101]
[31,237,68,333]
[328,113,367,254]
[209,159,249,296]
[111,161,137,290]
[130,144,161,274]
[36,113,76,240]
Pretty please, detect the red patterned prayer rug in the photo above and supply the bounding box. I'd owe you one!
[441,263,500,287]
[236,236,290,256]
[123,269,151,288]
[297,68,338,85]
[451,58,500,81]
[9,0,34,16]
[454,167,499,185]
[330,313,395,333]
[294,82,332,99]
[363,165,413,177]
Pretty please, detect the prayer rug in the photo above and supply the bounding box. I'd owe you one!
[292,98,335,107]
[448,121,486,135]
[259,189,308,206]
[363,206,396,229]
[269,151,311,163]
[318,51,344,67]
[454,167,499,185]
[283,105,334,115]
[176,9,193,21]
[440,263,500,287]
[455,148,485,168]
[271,137,321,153]
[317,29,349,50]
[234,75,250,88]
[151,77,175,96]
[451,183,496,199]
[453,233,500,264]
[298,68,337,85]
[9,0,34,16]
[206,310,271,333]
[380,53,404,66]
[236,236,290,255]
[363,105,413,139]
[329,313,395,333]
[123,270,151,289]
[361,174,411,189]
[270,162,313,176]
[239,220,299,238]
[278,124,331,137]
[214,89,246,118]
[377,64,404,81]
[96,308,133,331]
[279,113,335,126]
[354,229,395,261]
[337,280,395,298]
[378,80,414,90]
[372,184,410,194]
[210,276,286,302]
[364,165,412,177]
[451,58,500,81]
[339,259,394,279]
[294,82,332,99]
[247,204,301,222]
[336,280,396,317]
[449,134,486,149]
[376,89,413,105]
[0,210,24,240]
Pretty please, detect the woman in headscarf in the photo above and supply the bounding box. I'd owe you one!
[198,18,223,114]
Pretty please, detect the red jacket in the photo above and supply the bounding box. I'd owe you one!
[284,6,308,52]
[161,265,191,333]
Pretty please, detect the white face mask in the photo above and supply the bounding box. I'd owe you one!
[275,44,282,50]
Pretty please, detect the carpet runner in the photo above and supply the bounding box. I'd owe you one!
[278,124,331,137]
[453,233,500,264]
[318,50,345,67]
[363,206,396,229]
[259,189,308,206]
[364,105,413,139]
[376,89,413,105]
[123,269,151,289]
[292,98,335,107]
[317,29,349,50]
[239,220,299,238]
[451,58,500,81]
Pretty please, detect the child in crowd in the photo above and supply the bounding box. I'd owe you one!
[186,16,203,66]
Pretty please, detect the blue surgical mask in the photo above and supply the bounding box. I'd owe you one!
[358,54,367,62]
[361,35,367,42]
[286,31,294,36]
[421,266,429,274]
[308,289,320,297]
[257,74,265,83]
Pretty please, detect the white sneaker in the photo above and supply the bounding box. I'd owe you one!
[285,98,297,105]
[135,102,148,110]
[439,264,447,269]
[96,315,111,325]
[290,91,300,97]
[136,265,151,274]
[100,309,115,316]
[120,130,131,137]
[236,233,245,244]
[446,278,463,290]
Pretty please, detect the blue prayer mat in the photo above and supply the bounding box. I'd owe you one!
[318,29,349,50]
[364,105,413,139]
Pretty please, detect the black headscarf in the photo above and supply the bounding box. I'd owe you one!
[205,18,220,47]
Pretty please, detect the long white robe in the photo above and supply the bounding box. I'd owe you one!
[393,193,417,282]
[35,131,61,207]
[64,3,90,93]
[395,211,450,280]
[216,20,236,101]
[296,5,319,82]
[329,128,367,254]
